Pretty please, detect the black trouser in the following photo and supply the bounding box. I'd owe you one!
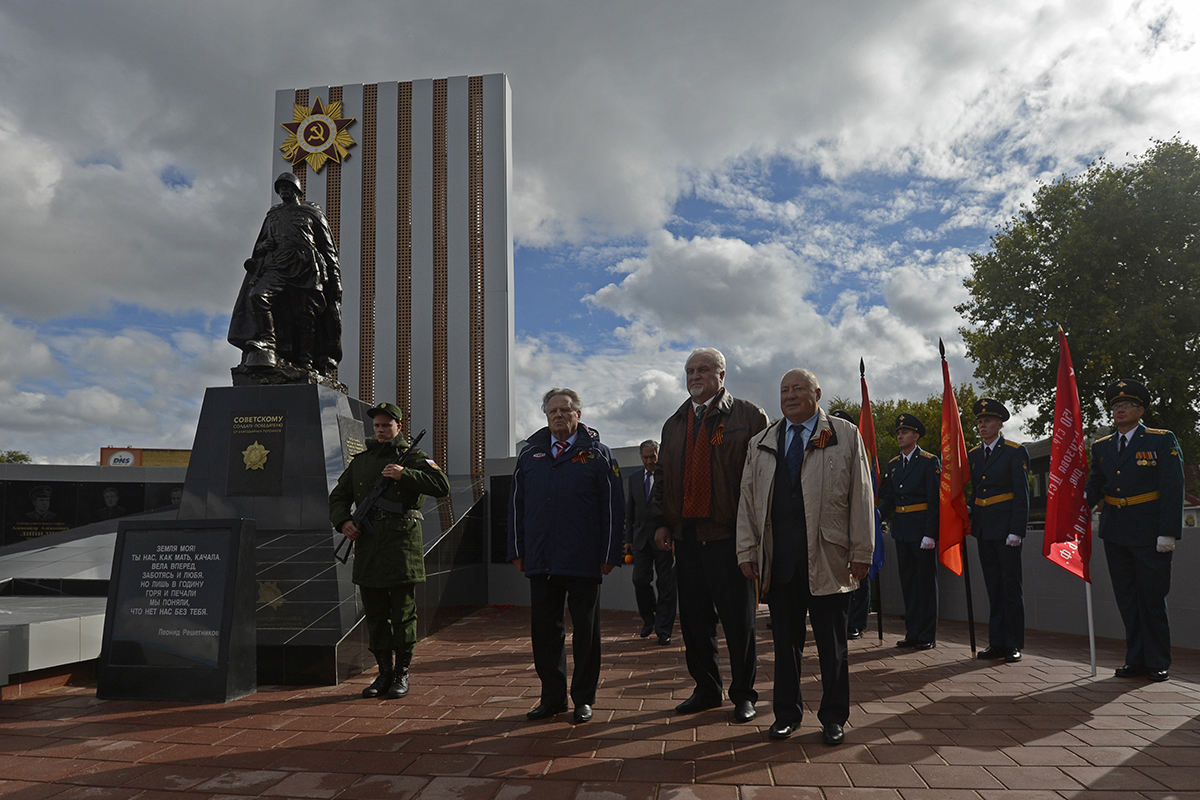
[529,574,602,707]
[632,540,677,637]
[767,574,850,726]
[895,539,938,643]
[359,584,418,656]
[675,535,757,704]
[1104,540,1172,671]
[977,538,1024,649]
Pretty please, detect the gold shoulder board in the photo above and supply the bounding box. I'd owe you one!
[1005,440,1020,448]
[1146,428,1169,435]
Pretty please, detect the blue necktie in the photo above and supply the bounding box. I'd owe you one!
[786,424,805,485]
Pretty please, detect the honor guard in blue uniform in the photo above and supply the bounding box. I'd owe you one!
[967,398,1030,663]
[1084,379,1183,682]
[878,414,940,649]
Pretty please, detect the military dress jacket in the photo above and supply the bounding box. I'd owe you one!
[329,434,450,588]
[967,436,1030,541]
[878,446,941,542]
[1084,424,1184,547]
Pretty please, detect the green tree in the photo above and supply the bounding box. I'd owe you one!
[957,137,1200,459]
[1,450,32,463]
[830,383,983,467]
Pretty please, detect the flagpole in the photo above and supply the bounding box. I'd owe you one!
[939,338,976,654]
[962,541,976,653]
[860,357,886,643]
[1045,325,1097,677]
[1086,582,1096,677]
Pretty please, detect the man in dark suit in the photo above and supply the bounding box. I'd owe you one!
[1084,379,1184,682]
[654,347,769,724]
[967,398,1030,663]
[625,439,676,645]
[878,413,940,650]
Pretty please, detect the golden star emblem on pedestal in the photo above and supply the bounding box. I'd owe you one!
[242,441,270,471]
[280,96,356,173]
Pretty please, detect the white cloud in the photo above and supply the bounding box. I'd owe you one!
[2,1,1198,460]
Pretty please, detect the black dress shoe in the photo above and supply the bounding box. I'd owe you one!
[847,628,864,640]
[768,720,794,739]
[573,704,593,723]
[675,694,723,714]
[1005,649,1022,663]
[1115,663,1146,678]
[640,624,653,638]
[896,638,917,648]
[657,634,672,646]
[822,722,845,745]
[977,646,1006,660]
[733,700,756,723]
[913,641,935,651]
[1148,669,1169,682]
[526,702,568,720]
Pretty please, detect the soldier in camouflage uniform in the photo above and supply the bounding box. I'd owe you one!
[330,402,450,699]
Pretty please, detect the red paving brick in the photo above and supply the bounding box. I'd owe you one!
[0,606,1197,799]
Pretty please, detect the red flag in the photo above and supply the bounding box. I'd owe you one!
[938,346,971,576]
[1044,327,1092,581]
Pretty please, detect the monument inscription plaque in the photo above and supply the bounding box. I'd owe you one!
[97,519,257,703]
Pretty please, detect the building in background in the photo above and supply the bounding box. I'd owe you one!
[274,74,515,483]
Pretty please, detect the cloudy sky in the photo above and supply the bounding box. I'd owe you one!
[1,1,1198,464]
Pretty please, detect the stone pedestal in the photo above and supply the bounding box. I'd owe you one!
[179,384,372,684]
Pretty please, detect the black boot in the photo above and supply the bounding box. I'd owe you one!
[362,650,394,699]
[388,651,411,699]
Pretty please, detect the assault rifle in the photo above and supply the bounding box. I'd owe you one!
[334,428,427,564]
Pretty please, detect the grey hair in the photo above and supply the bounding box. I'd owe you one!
[784,368,820,391]
[639,439,659,453]
[541,387,582,413]
[686,347,726,372]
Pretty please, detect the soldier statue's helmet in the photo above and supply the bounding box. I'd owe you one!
[829,409,856,425]
[972,398,1010,422]
[273,172,302,195]
[895,413,926,437]
[368,402,404,422]
[1105,379,1150,409]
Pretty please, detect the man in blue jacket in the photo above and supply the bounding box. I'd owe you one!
[509,388,625,723]
[967,398,1030,663]
[878,413,940,650]
[1085,379,1184,682]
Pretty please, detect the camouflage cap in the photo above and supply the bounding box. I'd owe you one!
[368,402,403,422]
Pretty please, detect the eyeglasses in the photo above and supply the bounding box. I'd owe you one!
[1111,402,1139,411]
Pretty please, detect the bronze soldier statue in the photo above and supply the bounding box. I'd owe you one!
[229,172,342,378]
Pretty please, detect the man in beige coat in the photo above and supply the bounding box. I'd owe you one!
[737,369,874,745]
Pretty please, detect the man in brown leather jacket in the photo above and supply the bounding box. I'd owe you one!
[653,347,769,724]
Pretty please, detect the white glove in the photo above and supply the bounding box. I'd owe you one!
[1157,536,1176,553]
[1005,534,1022,547]
[920,536,936,550]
